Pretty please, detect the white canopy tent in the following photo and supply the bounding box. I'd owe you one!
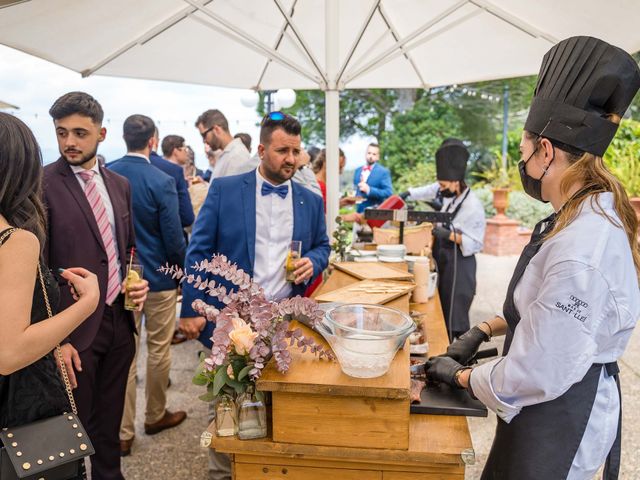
[1,0,639,231]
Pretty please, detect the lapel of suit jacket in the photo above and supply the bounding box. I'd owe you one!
[241,172,257,271]
[366,163,377,184]
[100,165,126,264]
[291,182,304,242]
[57,158,105,251]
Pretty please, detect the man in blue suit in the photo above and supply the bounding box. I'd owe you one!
[108,115,187,455]
[150,129,194,229]
[179,112,329,480]
[353,143,393,213]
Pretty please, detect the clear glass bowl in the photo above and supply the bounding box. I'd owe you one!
[318,304,415,378]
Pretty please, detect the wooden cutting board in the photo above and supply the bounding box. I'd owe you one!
[333,261,414,281]
[315,278,415,305]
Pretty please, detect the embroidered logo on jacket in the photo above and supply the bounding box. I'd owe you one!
[555,295,589,322]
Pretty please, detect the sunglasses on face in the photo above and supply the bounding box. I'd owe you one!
[200,126,214,140]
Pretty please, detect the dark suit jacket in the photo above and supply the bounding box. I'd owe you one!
[149,151,195,228]
[180,169,330,347]
[43,158,136,353]
[108,155,186,292]
[353,163,393,213]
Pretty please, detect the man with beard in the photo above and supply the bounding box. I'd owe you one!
[179,112,330,480]
[195,108,257,180]
[43,91,149,480]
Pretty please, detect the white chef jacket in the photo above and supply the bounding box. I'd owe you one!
[470,192,640,479]
[407,182,485,256]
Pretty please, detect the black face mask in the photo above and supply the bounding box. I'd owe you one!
[440,188,457,198]
[518,146,553,203]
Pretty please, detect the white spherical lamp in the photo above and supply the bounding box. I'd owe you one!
[275,89,296,108]
[240,90,259,108]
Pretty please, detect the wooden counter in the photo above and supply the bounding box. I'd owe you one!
[211,265,473,479]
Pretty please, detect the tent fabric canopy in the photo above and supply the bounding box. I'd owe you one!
[1,0,639,91]
[2,0,639,232]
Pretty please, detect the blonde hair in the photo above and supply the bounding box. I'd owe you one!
[527,131,640,279]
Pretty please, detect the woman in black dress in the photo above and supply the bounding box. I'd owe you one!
[0,112,99,427]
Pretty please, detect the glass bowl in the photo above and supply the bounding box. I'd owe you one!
[318,304,415,378]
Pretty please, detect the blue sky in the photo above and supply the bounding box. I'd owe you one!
[0,44,368,170]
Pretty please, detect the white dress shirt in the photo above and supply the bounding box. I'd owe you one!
[253,169,294,301]
[470,192,640,478]
[212,138,257,179]
[71,161,122,283]
[408,182,485,256]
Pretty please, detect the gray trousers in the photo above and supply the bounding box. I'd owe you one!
[208,401,232,480]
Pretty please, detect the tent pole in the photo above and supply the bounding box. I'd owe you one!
[325,0,340,236]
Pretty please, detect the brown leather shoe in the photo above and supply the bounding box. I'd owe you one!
[120,437,134,457]
[144,410,187,435]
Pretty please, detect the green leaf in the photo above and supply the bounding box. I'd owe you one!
[225,376,247,394]
[198,391,215,402]
[192,372,209,386]
[238,365,253,381]
[212,366,228,396]
[255,389,265,404]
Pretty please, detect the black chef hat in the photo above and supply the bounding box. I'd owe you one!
[524,36,640,157]
[435,138,469,181]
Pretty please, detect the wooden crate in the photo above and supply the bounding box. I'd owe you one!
[258,321,411,450]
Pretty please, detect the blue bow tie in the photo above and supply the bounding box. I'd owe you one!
[261,182,289,199]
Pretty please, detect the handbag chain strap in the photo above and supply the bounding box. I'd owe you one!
[37,262,78,415]
[0,228,16,245]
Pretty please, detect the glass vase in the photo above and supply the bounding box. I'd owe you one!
[237,387,267,440]
[214,394,238,437]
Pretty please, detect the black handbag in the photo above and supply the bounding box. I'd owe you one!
[0,258,95,480]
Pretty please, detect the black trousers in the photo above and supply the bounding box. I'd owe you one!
[73,299,135,480]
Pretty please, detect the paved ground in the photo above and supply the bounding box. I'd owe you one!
[121,253,640,479]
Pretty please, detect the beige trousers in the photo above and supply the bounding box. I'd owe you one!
[120,289,177,441]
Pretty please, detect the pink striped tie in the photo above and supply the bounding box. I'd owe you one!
[78,170,121,305]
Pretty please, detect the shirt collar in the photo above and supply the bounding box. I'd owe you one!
[127,152,150,162]
[70,160,100,177]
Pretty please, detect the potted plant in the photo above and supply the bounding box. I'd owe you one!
[476,157,513,218]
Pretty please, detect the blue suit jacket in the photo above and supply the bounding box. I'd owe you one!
[108,155,186,291]
[180,169,330,347]
[353,163,393,213]
[149,151,195,228]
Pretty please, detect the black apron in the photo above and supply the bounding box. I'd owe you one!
[481,213,622,480]
[433,188,475,339]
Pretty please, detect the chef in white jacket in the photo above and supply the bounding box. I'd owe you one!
[424,36,640,479]
[400,139,486,339]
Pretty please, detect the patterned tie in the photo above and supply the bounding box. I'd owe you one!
[78,170,121,305]
[261,182,289,199]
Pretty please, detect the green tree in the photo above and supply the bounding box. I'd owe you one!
[261,89,399,146]
[381,93,461,183]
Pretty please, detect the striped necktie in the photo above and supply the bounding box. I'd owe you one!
[78,170,121,305]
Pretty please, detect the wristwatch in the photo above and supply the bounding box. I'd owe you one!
[454,367,471,388]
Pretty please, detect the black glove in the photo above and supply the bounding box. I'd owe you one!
[399,191,410,200]
[425,199,442,211]
[432,225,452,241]
[424,355,466,389]
[445,326,489,365]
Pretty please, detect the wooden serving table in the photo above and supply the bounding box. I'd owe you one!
[211,264,473,479]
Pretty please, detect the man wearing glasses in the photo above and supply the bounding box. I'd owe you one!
[180,112,330,480]
[195,109,258,180]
